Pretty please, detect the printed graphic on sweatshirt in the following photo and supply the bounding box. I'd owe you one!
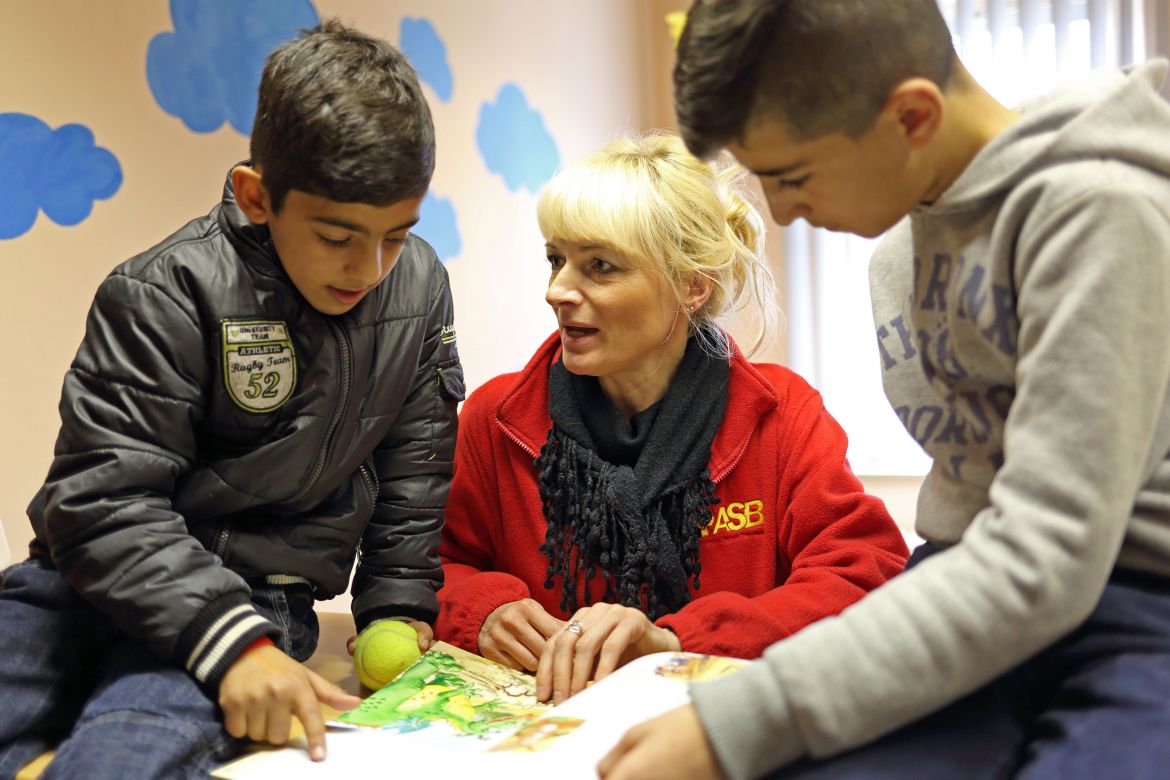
[874,252,1018,481]
[221,320,297,413]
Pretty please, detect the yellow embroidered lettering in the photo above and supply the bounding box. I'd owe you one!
[712,509,730,535]
[701,499,764,537]
[744,500,764,528]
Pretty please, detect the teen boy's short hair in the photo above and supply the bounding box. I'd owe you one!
[250,19,435,211]
[675,0,956,157]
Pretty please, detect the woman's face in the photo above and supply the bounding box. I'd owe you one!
[544,238,687,388]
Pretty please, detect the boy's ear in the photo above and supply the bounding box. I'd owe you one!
[231,165,272,224]
[883,78,945,148]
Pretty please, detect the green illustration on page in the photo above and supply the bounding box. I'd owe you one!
[336,641,550,737]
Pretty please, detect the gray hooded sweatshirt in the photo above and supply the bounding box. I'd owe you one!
[692,60,1170,779]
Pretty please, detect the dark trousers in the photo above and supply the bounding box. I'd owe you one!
[0,557,319,780]
[767,545,1170,780]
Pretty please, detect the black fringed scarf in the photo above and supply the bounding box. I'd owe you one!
[536,335,728,620]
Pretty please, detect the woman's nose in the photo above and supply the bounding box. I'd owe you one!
[545,267,582,307]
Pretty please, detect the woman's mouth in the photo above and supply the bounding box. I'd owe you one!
[561,325,599,345]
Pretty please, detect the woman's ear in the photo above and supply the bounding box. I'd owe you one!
[231,165,272,224]
[683,273,715,314]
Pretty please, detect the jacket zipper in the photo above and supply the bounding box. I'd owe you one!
[213,525,231,558]
[359,459,379,505]
[495,415,538,459]
[292,319,353,502]
[710,421,759,484]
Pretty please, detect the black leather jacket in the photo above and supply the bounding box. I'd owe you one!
[27,170,464,688]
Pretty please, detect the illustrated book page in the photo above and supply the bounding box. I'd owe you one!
[212,641,744,779]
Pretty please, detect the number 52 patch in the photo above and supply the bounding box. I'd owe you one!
[221,320,297,413]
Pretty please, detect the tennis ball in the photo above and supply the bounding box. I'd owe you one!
[353,621,422,690]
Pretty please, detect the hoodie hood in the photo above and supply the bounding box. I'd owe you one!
[933,59,1170,211]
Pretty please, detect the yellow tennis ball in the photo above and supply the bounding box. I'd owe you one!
[354,621,422,690]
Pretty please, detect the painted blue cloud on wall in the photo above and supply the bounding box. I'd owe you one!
[147,0,319,134]
[477,84,560,193]
[400,18,452,102]
[0,114,122,240]
[413,192,462,261]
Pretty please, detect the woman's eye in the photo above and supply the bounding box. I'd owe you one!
[546,254,565,269]
[593,258,614,273]
[317,234,351,248]
[777,175,810,190]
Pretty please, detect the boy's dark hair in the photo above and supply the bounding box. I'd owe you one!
[675,0,956,157]
[250,19,435,212]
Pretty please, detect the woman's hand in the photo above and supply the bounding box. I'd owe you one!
[536,603,682,703]
[479,598,566,671]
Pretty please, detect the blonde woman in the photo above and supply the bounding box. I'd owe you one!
[435,133,907,704]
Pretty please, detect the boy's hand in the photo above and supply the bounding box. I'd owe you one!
[536,603,681,703]
[598,704,725,780]
[409,620,434,651]
[219,644,362,762]
[345,619,434,656]
[480,598,566,671]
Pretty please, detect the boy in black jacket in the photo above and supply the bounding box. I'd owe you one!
[0,20,462,776]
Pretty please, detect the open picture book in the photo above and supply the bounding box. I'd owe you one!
[213,641,744,779]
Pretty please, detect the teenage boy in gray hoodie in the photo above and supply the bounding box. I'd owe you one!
[599,1,1170,779]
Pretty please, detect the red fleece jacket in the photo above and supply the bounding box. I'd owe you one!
[436,333,908,659]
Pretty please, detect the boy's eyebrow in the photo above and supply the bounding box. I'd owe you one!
[389,218,420,233]
[752,161,807,178]
[311,216,419,234]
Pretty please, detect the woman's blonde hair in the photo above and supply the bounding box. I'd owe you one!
[536,131,778,358]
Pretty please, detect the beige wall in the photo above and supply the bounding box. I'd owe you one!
[861,476,920,537]
[1,2,246,555]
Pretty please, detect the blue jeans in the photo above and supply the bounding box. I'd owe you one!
[767,545,1170,780]
[0,557,319,780]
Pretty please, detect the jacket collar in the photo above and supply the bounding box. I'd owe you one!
[495,331,780,481]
